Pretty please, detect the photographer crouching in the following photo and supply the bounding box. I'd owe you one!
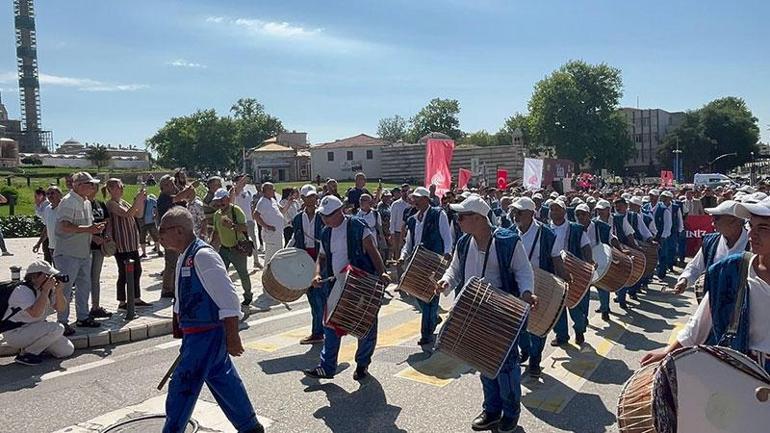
[1,261,73,366]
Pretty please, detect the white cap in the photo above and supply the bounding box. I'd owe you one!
[544,198,554,206]
[595,199,611,210]
[410,186,431,198]
[549,192,559,199]
[318,195,344,216]
[512,197,536,212]
[642,196,651,203]
[570,197,584,206]
[738,185,755,193]
[575,203,591,213]
[705,200,741,217]
[621,193,632,200]
[25,260,60,276]
[736,197,770,218]
[649,189,660,196]
[213,188,230,201]
[661,190,674,198]
[587,196,597,203]
[300,184,317,197]
[752,192,768,201]
[558,195,567,202]
[450,195,492,217]
[629,196,643,206]
[549,199,566,210]
[532,193,543,200]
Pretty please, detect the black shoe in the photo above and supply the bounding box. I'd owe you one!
[527,365,542,379]
[156,250,164,257]
[613,297,620,303]
[471,411,501,431]
[134,300,153,307]
[14,353,42,366]
[76,317,101,328]
[619,303,629,311]
[601,311,610,321]
[594,308,602,313]
[575,333,585,345]
[243,425,265,433]
[550,339,567,347]
[139,253,148,259]
[303,367,334,379]
[519,352,529,364]
[62,324,76,336]
[89,307,113,318]
[417,337,434,346]
[353,366,369,381]
[117,303,127,310]
[630,293,639,301]
[299,334,324,345]
[436,315,443,325]
[160,292,175,299]
[498,416,519,433]
[241,299,253,307]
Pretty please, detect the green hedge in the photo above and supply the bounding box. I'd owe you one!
[0,215,44,238]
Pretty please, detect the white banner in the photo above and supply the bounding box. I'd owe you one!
[523,158,544,190]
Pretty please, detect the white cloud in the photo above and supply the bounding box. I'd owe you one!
[167,59,207,69]
[233,18,322,39]
[0,71,147,92]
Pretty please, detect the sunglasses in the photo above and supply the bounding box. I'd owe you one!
[457,213,476,221]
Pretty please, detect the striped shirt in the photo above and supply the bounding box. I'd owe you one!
[108,199,140,253]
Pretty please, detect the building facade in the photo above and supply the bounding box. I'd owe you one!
[622,107,684,174]
[248,143,310,182]
[310,134,387,181]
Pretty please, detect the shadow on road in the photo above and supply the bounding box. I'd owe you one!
[257,345,322,375]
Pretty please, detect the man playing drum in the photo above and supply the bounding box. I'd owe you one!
[550,200,593,346]
[623,196,656,298]
[652,191,675,279]
[674,200,749,296]
[512,197,559,379]
[641,198,770,375]
[304,195,390,381]
[611,197,642,309]
[289,184,326,345]
[399,186,453,345]
[436,195,536,433]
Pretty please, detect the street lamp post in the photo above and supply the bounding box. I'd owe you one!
[672,138,683,183]
[708,152,738,172]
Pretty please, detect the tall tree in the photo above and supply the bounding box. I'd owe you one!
[409,98,463,141]
[659,97,760,175]
[528,60,634,172]
[85,144,110,169]
[377,115,408,142]
[231,98,285,149]
[498,112,544,155]
[460,130,494,146]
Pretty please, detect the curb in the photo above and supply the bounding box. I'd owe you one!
[0,318,174,357]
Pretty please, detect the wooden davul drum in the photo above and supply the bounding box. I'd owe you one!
[325,267,386,339]
[592,244,633,292]
[561,251,594,308]
[398,245,449,303]
[624,248,647,288]
[528,268,568,337]
[638,240,658,279]
[617,345,770,433]
[261,247,315,302]
[435,277,529,378]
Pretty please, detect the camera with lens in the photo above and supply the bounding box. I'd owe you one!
[53,273,69,283]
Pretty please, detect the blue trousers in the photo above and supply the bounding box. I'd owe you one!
[656,237,670,278]
[417,297,440,340]
[518,330,544,369]
[553,293,588,342]
[164,327,260,433]
[307,287,326,337]
[319,319,377,374]
[480,351,522,421]
[667,232,678,268]
[677,231,686,262]
[597,287,610,313]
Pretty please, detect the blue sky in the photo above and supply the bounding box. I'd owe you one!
[0,0,768,148]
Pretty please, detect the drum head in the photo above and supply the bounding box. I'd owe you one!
[592,244,612,282]
[268,248,315,290]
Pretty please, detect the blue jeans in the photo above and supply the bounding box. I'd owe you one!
[656,237,670,278]
[319,319,378,374]
[553,292,588,342]
[164,327,260,433]
[597,287,610,313]
[53,254,93,322]
[518,330,544,369]
[667,232,678,268]
[480,351,522,421]
[307,287,326,337]
[417,297,440,340]
[677,231,686,262]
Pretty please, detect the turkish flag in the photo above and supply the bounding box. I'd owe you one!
[458,168,472,190]
[497,169,508,190]
[425,139,455,197]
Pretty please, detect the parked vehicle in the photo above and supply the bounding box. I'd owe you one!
[693,173,737,188]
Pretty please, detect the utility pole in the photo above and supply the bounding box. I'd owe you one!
[672,137,682,184]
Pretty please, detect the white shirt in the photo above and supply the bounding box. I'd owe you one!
[608,214,635,240]
[440,234,534,295]
[321,218,373,277]
[584,220,618,247]
[652,202,672,238]
[679,228,750,286]
[2,284,50,323]
[673,205,684,233]
[389,199,411,233]
[173,243,243,320]
[357,209,381,247]
[233,190,254,222]
[301,211,318,248]
[399,208,453,260]
[550,220,590,254]
[517,220,560,269]
[43,204,58,250]
[255,196,285,231]
[678,256,770,354]
[628,211,653,240]
[282,199,300,225]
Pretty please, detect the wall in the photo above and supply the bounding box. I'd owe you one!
[380,143,523,184]
[250,151,310,182]
[310,146,383,181]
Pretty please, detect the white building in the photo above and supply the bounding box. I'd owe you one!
[310,134,388,181]
[622,108,684,173]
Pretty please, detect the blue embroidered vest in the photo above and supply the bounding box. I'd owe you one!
[565,222,586,260]
[672,202,682,234]
[539,205,549,222]
[407,207,445,255]
[455,228,520,296]
[178,238,221,329]
[704,254,752,359]
[566,207,576,222]
[320,216,376,278]
[613,214,630,245]
[292,211,324,250]
[592,219,612,245]
[537,224,557,273]
[701,232,721,270]
[653,204,667,241]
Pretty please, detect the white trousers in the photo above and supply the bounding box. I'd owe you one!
[262,228,284,265]
[3,321,75,357]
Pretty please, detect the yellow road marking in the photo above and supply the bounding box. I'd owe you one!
[338,315,427,363]
[668,322,686,345]
[396,352,472,387]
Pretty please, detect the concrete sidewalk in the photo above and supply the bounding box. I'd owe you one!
[0,237,273,356]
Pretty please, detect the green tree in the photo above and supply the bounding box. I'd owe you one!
[147,109,239,171]
[409,98,463,141]
[498,112,544,154]
[230,98,285,149]
[377,115,408,142]
[528,60,634,171]
[85,144,110,169]
[459,130,493,146]
[659,97,760,175]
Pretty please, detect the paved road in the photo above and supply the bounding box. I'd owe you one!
[0,268,695,433]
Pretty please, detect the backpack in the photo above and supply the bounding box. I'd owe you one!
[0,281,32,333]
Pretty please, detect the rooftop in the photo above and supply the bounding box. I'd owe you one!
[313,133,388,149]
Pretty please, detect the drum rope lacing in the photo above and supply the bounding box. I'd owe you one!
[448,279,489,356]
[345,272,384,336]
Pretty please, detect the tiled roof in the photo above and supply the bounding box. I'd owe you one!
[254,143,294,152]
[313,134,388,149]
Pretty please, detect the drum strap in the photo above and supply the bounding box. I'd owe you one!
[480,234,495,278]
[528,226,541,261]
[723,252,752,345]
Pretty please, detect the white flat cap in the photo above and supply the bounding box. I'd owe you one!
[705,200,742,217]
[512,197,536,212]
[595,199,611,210]
[450,195,492,217]
[575,203,591,213]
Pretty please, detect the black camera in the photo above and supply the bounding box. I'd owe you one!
[53,273,69,283]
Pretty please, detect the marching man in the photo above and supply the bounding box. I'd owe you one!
[436,195,536,433]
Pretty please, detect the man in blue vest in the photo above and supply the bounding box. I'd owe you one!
[512,197,559,379]
[674,200,749,296]
[663,190,684,271]
[399,186,453,345]
[652,190,673,279]
[549,200,593,346]
[290,184,326,345]
[437,195,536,433]
[641,198,770,375]
[159,207,264,433]
[304,195,390,381]
[612,197,644,308]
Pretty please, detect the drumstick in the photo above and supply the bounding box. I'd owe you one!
[157,353,181,390]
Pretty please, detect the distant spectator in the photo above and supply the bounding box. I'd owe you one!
[254,182,290,264]
[1,261,74,366]
[210,188,253,306]
[88,183,112,319]
[157,175,196,298]
[188,193,207,240]
[325,178,341,199]
[202,176,223,242]
[231,174,262,269]
[0,193,11,256]
[345,172,370,210]
[33,186,62,264]
[280,188,301,246]
[34,187,49,218]
[139,193,162,258]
